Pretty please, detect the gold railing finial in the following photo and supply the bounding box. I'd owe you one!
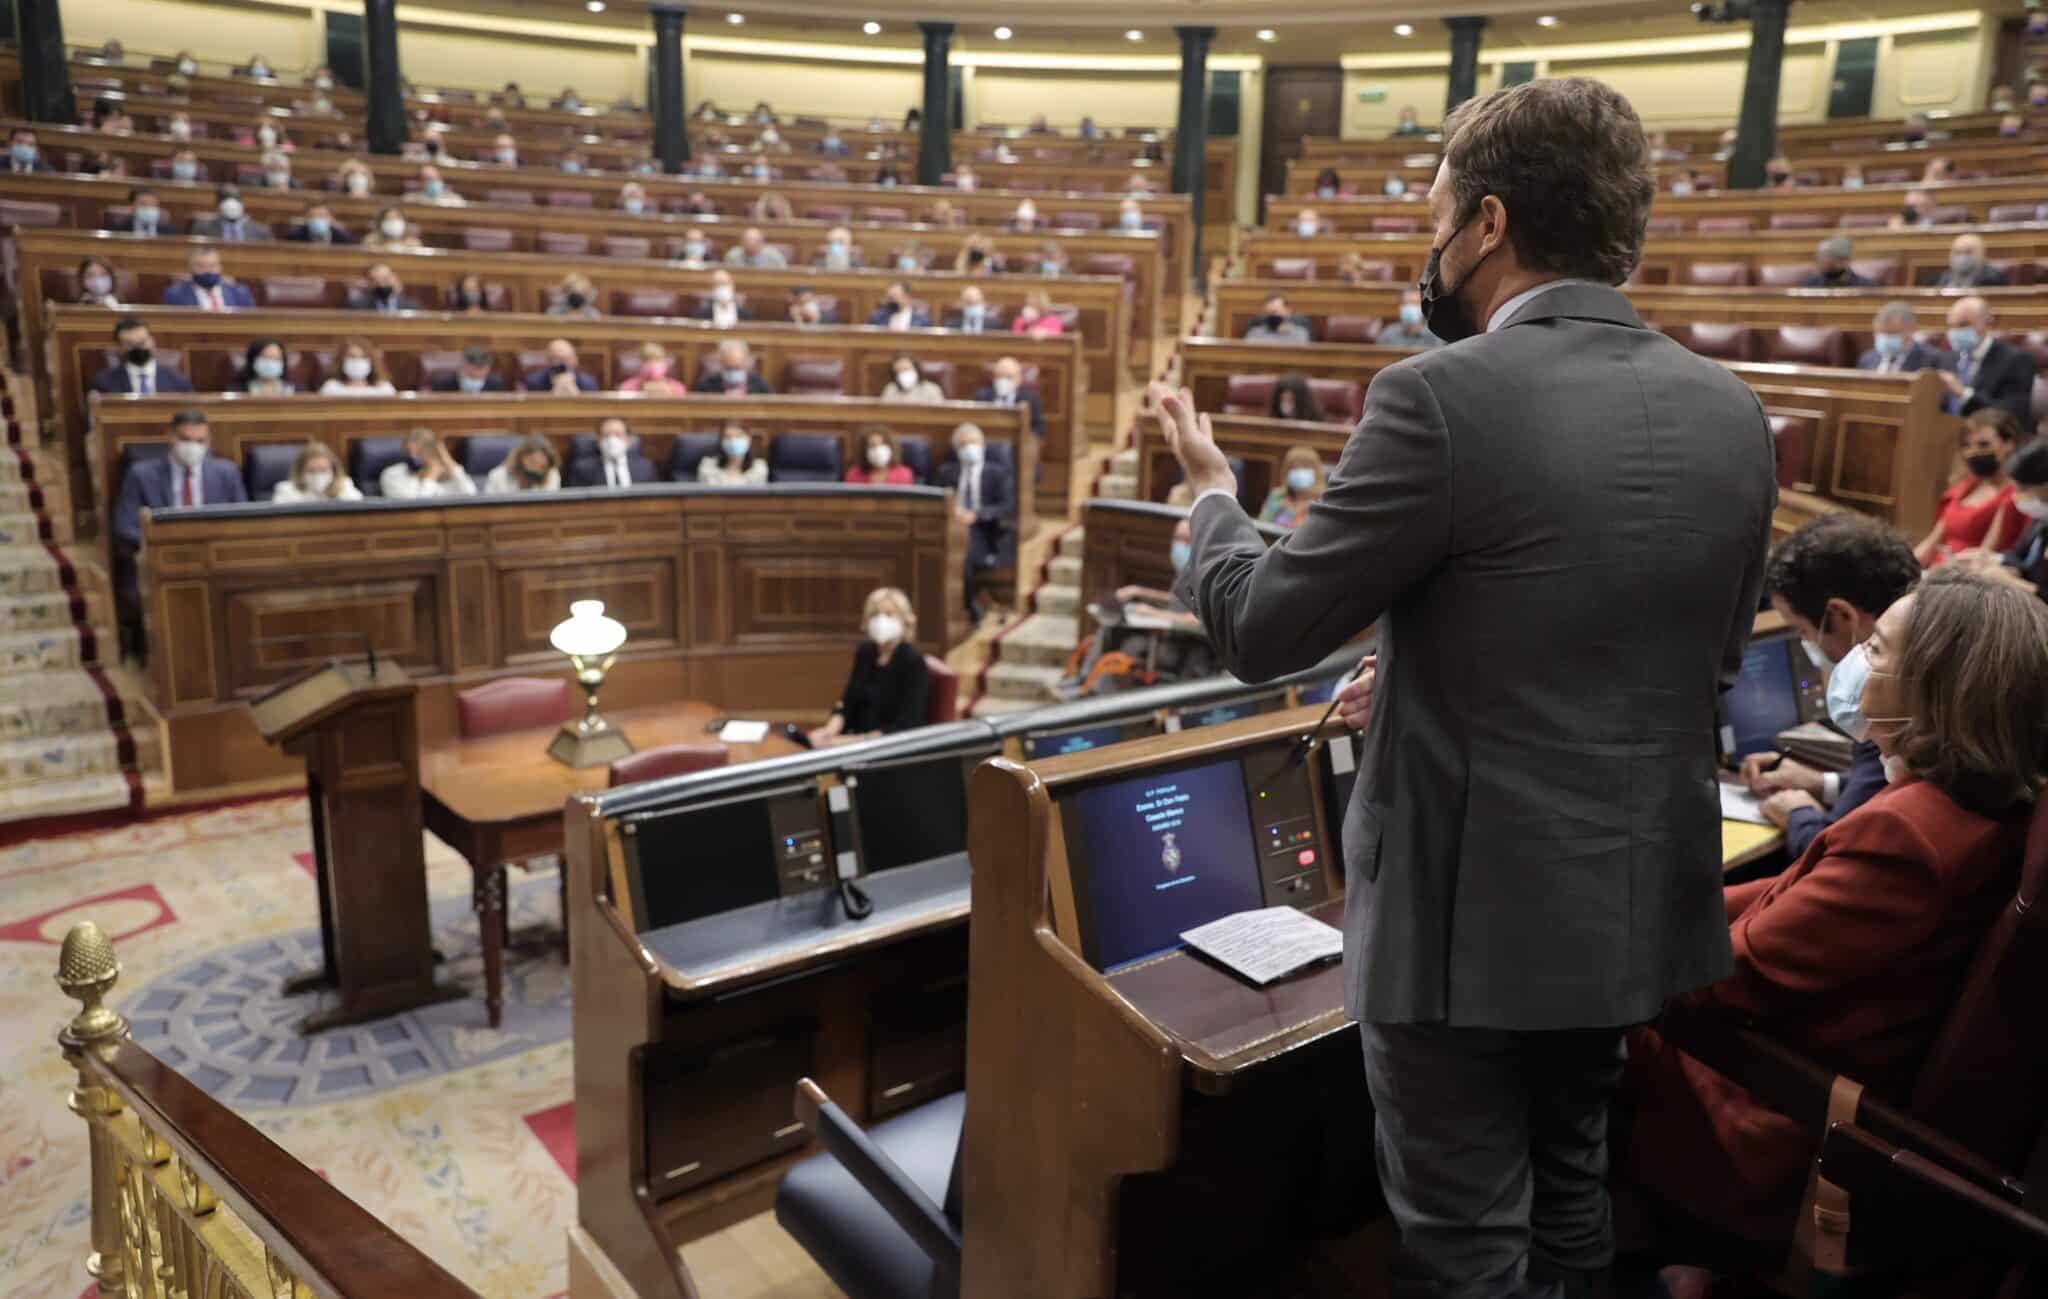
[57,921,127,1046]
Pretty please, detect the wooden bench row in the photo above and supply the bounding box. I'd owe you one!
[1173,339,1958,539]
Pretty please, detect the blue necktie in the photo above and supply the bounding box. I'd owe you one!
[139,370,152,395]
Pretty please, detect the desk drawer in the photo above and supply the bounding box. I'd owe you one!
[643,1020,815,1200]
[867,974,966,1121]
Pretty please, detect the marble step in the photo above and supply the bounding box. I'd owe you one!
[0,730,124,789]
[995,613,1080,670]
[1096,473,1138,501]
[1112,448,1139,473]
[1046,554,1082,587]
[0,547,65,597]
[1033,583,1080,618]
[0,771,134,826]
[0,670,120,744]
[0,589,92,634]
[968,695,1040,718]
[0,511,49,547]
[980,661,1067,704]
[0,628,88,678]
[1058,527,1085,559]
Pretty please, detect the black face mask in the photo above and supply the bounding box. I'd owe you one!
[1419,213,1492,344]
[454,290,478,308]
[125,344,153,366]
[549,363,570,377]
[1263,313,1287,331]
[1965,453,2002,478]
[1902,206,1922,223]
[372,283,394,301]
[565,292,587,309]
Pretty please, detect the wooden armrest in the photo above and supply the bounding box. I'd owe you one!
[1820,1123,2048,1260]
[791,1078,963,1282]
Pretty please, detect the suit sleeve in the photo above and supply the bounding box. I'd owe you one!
[221,467,248,504]
[1717,390,1778,690]
[113,468,148,548]
[974,469,1013,524]
[1172,362,1452,683]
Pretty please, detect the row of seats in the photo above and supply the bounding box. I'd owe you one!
[1264,252,2047,288]
[1287,204,2048,235]
[116,427,1021,500]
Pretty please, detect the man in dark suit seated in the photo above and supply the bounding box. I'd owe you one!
[188,186,275,242]
[866,281,931,331]
[344,263,424,313]
[1932,233,2010,289]
[1738,515,1920,858]
[90,317,198,395]
[692,339,775,394]
[285,201,354,244]
[429,344,506,393]
[523,338,599,393]
[159,247,256,310]
[692,269,756,326]
[103,187,179,236]
[786,285,840,325]
[7,127,53,173]
[943,285,1003,335]
[1936,295,2037,421]
[934,421,1014,622]
[565,415,660,488]
[1800,234,1873,288]
[972,354,1044,436]
[112,408,248,549]
[1857,301,1952,374]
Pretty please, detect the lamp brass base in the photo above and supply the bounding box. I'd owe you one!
[548,719,636,768]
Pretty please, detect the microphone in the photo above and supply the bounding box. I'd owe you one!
[1289,689,1347,767]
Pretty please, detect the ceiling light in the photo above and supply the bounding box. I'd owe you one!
[1256,28,1277,41]
[993,25,1013,39]
[725,12,745,23]
[862,20,880,33]
[1126,29,1144,40]
[1537,14,1559,25]
[1393,23,1414,36]
[584,1,605,10]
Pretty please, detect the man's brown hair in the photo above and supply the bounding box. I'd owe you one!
[1892,569,2048,813]
[1441,77,1655,285]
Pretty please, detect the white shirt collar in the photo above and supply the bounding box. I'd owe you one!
[1486,277,1586,333]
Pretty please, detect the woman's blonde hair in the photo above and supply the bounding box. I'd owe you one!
[499,434,559,482]
[1891,569,2048,812]
[291,441,344,495]
[861,586,916,637]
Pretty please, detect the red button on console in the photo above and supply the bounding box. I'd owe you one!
[1297,848,1317,867]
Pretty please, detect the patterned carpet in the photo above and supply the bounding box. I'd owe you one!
[0,796,623,1299]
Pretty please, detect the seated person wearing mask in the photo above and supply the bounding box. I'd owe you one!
[1622,571,2048,1278]
[190,186,274,241]
[484,435,562,494]
[1376,288,1443,348]
[674,230,715,267]
[1010,291,1066,339]
[846,429,914,485]
[693,270,755,326]
[379,428,478,499]
[430,345,506,393]
[1916,408,2026,566]
[1267,374,1323,422]
[867,283,932,331]
[1243,294,1312,344]
[697,424,768,485]
[104,188,179,236]
[724,227,789,269]
[1857,302,1951,374]
[1935,297,2037,421]
[345,263,421,313]
[1112,516,1205,634]
[524,339,599,393]
[944,286,1001,334]
[93,317,195,394]
[618,342,689,397]
[806,587,931,746]
[1933,233,2010,289]
[881,354,946,404]
[318,338,396,396]
[411,165,465,206]
[285,201,352,244]
[271,441,362,502]
[1952,438,2048,599]
[161,246,255,310]
[1293,207,1324,238]
[7,127,53,173]
[787,286,839,325]
[1889,189,1936,230]
[935,422,1014,622]
[972,356,1043,436]
[1801,235,1872,288]
[567,417,658,488]
[360,206,421,251]
[813,227,864,271]
[547,273,602,318]
[1259,447,1326,529]
[241,338,295,395]
[113,409,248,548]
[1740,515,1922,855]
[693,340,774,395]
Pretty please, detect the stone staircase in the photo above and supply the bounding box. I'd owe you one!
[971,525,1084,717]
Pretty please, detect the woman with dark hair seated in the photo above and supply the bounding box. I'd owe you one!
[76,256,122,307]
[1954,437,2048,599]
[1621,570,2048,1286]
[1266,374,1324,423]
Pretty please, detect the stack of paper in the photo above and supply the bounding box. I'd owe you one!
[1180,907,1344,986]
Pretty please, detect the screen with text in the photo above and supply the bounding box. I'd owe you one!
[1723,636,1802,758]
[1066,758,1263,970]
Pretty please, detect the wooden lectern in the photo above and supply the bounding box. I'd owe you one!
[250,658,464,1033]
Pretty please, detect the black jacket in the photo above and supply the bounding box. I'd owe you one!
[1957,338,2038,422]
[564,451,659,487]
[835,640,931,735]
[429,372,508,392]
[286,223,356,245]
[971,384,1044,436]
[691,371,774,395]
[934,458,1015,525]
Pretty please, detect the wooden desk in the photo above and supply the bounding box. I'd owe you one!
[421,699,798,1026]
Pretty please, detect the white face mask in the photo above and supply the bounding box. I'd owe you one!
[894,369,918,391]
[380,217,406,239]
[266,170,290,188]
[992,376,1018,399]
[257,126,277,146]
[347,174,371,196]
[302,469,334,495]
[84,273,113,296]
[134,206,159,228]
[1297,218,1318,237]
[712,284,735,305]
[957,442,984,467]
[172,439,208,468]
[867,613,904,645]
[721,436,749,461]
[169,119,192,140]
[601,435,630,461]
[1016,207,1036,224]
[723,369,748,387]
[684,241,707,260]
[219,198,245,221]
[342,356,372,381]
[867,444,893,467]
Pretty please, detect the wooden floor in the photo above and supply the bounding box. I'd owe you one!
[676,1213,845,1299]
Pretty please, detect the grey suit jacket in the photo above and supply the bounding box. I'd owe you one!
[1176,282,1777,1031]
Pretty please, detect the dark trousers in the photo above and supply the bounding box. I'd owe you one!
[964,520,1006,611]
[1360,1022,1628,1299]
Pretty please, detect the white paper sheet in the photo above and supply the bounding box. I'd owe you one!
[718,719,771,743]
[1179,906,1344,986]
[1718,782,1771,825]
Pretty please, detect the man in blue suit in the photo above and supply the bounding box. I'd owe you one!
[865,281,932,330]
[90,317,198,395]
[565,416,660,487]
[933,422,1015,622]
[160,246,256,311]
[1856,301,1952,374]
[113,410,248,548]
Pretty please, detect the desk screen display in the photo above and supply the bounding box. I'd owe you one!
[1173,692,1285,732]
[851,754,974,873]
[1722,636,1802,759]
[1063,757,1264,971]
[1024,719,1154,759]
[627,789,801,932]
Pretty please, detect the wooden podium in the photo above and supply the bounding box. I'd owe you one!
[250,658,464,1033]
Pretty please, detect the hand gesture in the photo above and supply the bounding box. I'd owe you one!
[1146,382,1237,501]
[1761,789,1821,829]
[1337,654,1377,731]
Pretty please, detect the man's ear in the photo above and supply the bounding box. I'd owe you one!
[1477,194,1509,260]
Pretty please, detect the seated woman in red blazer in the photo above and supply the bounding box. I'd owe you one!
[845,429,915,485]
[1622,570,2048,1280]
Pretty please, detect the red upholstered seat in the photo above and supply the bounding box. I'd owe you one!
[1864,167,1912,184]
[1768,414,1817,489]
[784,357,847,394]
[1370,217,1421,234]
[1767,212,1827,230]
[1687,261,1751,287]
[1222,374,1277,415]
[1769,326,1852,368]
[1340,259,1395,282]
[607,743,730,786]
[1850,257,1902,286]
[918,360,957,398]
[1837,213,1891,229]
[862,206,909,224]
[484,188,536,207]
[546,189,596,209]
[807,204,852,222]
[538,231,591,256]
[1986,203,2039,224]
[925,655,959,724]
[1644,215,1684,234]
[456,677,570,739]
[1756,263,1811,287]
[0,200,63,227]
[614,289,681,317]
[1269,257,1317,281]
[1989,259,2036,286]
[602,235,653,260]
[1078,253,1135,279]
[462,227,515,252]
[1052,211,1103,230]
[1307,379,1365,426]
[1695,216,1755,235]
[1325,316,1383,344]
[261,275,334,307]
[1681,322,1756,361]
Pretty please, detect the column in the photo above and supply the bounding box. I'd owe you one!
[1172,25,1215,291]
[17,0,78,124]
[363,0,406,155]
[917,22,955,187]
[1443,17,1489,116]
[651,4,690,172]
[1726,0,1791,190]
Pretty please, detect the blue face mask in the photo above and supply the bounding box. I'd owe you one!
[172,161,198,181]
[253,355,284,380]
[721,436,750,461]
[1286,467,1318,492]
[306,216,330,238]
[1398,303,1423,326]
[1873,332,1904,356]
[1825,641,1873,739]
[192,271,221,289]
[11,143,36,166]
[1948,327,1980,354]
[1169,540,1193,573]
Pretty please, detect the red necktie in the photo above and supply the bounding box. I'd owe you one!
[180,468,195,507]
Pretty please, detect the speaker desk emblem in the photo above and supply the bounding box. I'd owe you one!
[1162,832,1182,874]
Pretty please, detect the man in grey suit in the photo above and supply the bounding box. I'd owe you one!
[1151,77,1777,1298]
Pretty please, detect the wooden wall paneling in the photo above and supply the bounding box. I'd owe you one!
[151,578,220,707]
